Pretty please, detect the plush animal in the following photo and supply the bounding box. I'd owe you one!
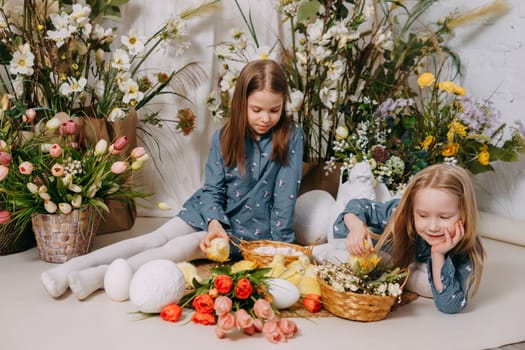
[328,161,376,247]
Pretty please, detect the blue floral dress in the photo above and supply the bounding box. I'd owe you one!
[333,198,472,314]
[178,124,304,243]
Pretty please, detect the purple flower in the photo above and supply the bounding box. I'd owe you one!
[459,97,501,136]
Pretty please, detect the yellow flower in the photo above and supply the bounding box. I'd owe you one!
[454,85,466,96]
[420,135,435,150]
[348,240,381,274]
[441,143,460,157]
[438,81,465,95]
[417,72,435,87]
[478,150,490,165]
[157,202,172,210]
[447,120,467,142]
[477,144,490,165]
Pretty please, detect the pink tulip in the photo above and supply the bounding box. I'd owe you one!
[213,296,232,315]
[59,120,78,136]
[110,161,128,174]
[0,210,11,224]
[215,327,226,339]
[252,318,264,332]
[234,309,253,330]
[0,151,12,165]
[217,313,235,332]
[243,325,255,336]
[130,147,146,159]
[51,163,64,177]
[262,320,285,344]
[49,144,62,157]
[113,136,128,151]
[0,165,8,181]
[278,319,298,339]
[24,108,37,123]
[19,161,33,175]
[253,299,275,320]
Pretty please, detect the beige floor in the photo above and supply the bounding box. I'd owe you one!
[1,217,524,350]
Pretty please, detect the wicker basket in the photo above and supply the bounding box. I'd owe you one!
[0,222,36,255]
[232,238,313,266]
[31,207,100,263]
[317,269,410,322]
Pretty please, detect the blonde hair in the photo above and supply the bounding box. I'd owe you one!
[376,164,486,297]
[221,60,292,175]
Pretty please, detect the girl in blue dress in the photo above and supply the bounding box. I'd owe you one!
[334,164,486,313]
[41,59,304,300]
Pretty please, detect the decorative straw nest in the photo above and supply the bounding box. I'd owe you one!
[231,238,313,266]
[317,268,410,322]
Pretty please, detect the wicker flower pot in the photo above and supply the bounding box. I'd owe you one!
[31,207,100,263]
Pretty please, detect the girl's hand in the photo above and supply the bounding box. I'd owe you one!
[431,220,464,255]
[200,220,229,254]
[344,213,373,257]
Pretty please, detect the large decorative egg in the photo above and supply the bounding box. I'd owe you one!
[294,190,335,245]
[129,259,186,313]
[104,258,134,301]
[268,278,301,310]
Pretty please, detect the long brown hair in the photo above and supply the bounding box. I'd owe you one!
[221,60,291,174]
[375,164,486,297]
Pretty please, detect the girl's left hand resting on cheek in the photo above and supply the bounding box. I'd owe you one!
[431,220,464,255]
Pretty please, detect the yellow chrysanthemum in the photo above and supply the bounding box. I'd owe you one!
[441,143,460,157]
[438,81,466,96]
[420,135,435,150]
[447,120,467,142]
[438,81,455,94]
[454,85,466,96]
[417,72,435,87]
[478,150,490,165]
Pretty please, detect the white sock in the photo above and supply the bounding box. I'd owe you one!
[68,265,108,300]
[40,217,195,298]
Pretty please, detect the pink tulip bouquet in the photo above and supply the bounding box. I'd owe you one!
[0,115,150,234]
[177,265,299,344]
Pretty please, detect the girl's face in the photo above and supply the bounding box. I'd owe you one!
[413,187,461,246]
[246,89,283,138]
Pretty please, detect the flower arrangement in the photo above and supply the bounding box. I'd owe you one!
[207,0,486,162]
[316,250,407,297]
[0,114,150,235]
[0,0,217,129]
[327,72,525,194]
[178,265,299,344]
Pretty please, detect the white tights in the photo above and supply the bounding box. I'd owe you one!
[41,217,206,299]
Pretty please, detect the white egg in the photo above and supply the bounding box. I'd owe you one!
[104,258,134,302]
[268,278,300,309]
[129,259,186,313]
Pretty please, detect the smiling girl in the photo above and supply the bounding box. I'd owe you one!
[334,164,486,313]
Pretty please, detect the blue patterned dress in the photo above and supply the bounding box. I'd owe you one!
[178,124,304,243]
[333,198,472,314]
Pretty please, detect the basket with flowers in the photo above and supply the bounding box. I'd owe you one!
[316,248,409,322]
[178,265,299,344]
[0,115,150,261]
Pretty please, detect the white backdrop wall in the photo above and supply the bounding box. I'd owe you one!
[121,0,525,221]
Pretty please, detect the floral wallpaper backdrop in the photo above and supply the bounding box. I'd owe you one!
[123,0,525,221]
